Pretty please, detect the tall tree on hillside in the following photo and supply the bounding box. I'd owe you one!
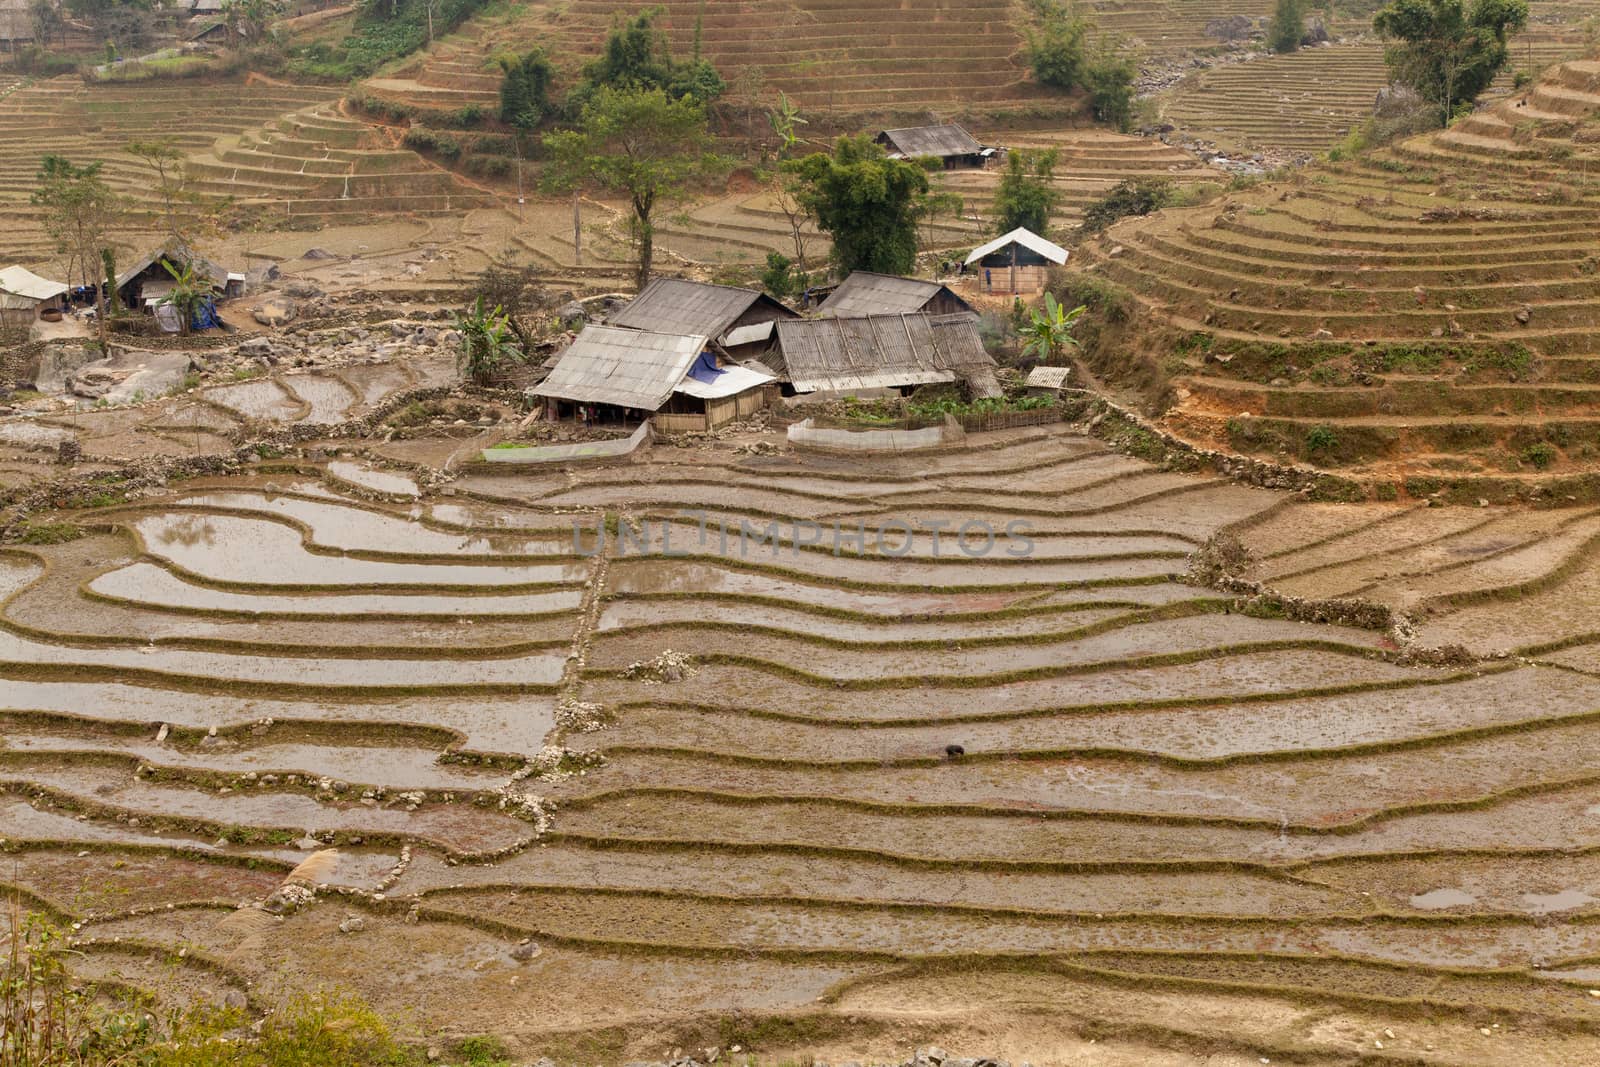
[543,86,727,291]
[498,47,553,129]
[992,149,1060,236]
[32,155,119,346]
[783,134,929,276]
[1373,0,1529,122]
[1268,0,1307,53]
[127,137,188,242]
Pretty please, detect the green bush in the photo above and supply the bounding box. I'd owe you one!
[1304,424,1340,455]
[1079,177,1172,234]
[1521,441,1558,469]
[402,127,462,160]
[1268,0,1307,52]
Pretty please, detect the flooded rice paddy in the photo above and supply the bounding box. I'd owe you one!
[7,425,1600,1061]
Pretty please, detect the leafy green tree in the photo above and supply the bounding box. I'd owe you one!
[993,149,1059,235]
[32,155,119,345]
[157,259,211,337]
[568,9,725,112]
[1024,0,1088,89]
[1269,0,1307,52]
[783,134,929,276]
[759,251,806,300]
[1083,40,1138,130]
[498,47,553,129]
[543,87,726,290]
[1021,293,1087,362]
[1373,0,1529,121]
[768,90,807,156]
[453,296,521,385]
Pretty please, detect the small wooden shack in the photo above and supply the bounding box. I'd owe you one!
[0,266,68,328]
[964,227,1069,296]
[530,325,776,434]
[608,277,797,363]
[769,312,1000,398]
[875,124,989,169]
[1025,364,1071,396]
[116,244,243,312]
[818,271,974,319]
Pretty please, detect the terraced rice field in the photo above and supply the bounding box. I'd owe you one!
[0,78,490,269]
[10,408,1600,1061]
[1076,55,1600,481]
[1159,3,1600,157]
[366,0,1057,116]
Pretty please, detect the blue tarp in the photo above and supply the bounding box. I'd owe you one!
[685,350,723,386]
[191,295,220,332]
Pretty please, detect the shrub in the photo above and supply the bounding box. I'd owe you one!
[402,127,462,160]
[1522,441,1558,469]
[1024,0,1088,89]
[1305,424,1340,455]
[1082,40,1138,130]
[1079,177,1172,234]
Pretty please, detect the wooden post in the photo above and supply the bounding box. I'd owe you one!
[573,192,582,267]
[1009,241,1017,295]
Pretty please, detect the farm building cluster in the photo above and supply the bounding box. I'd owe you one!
[530,264,1013,433]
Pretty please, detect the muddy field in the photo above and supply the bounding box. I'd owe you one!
[3,405,1600,1065]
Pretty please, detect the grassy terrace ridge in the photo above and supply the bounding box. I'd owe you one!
[1066,52,1600,489]
[362,0,1062,118]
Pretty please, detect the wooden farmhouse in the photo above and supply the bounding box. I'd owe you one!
[818,271,974,319]
[531,325,777,434]
[875,124,991,168]
[608,277,798,362]
[963,227,1069,296]
[769,312,1000,399]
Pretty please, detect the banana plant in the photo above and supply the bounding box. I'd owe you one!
[1020,292,1087,362]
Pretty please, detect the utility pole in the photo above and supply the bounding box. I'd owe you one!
[573,191,582,267]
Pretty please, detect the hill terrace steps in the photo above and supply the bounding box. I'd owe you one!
[365,0,1059,115]
[1073,54,1600,477]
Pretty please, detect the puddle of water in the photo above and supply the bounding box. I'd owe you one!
[1409,887,1477,909]
[1522,889,1596,914]
[338,363,412,407]
[327,460,419,498]
[284,375,358,424]
[175,492,571,556]
[0,628,562,689]
[0,555,43,600]
[89,562,582,617]
[128,513,586,587]
[204,380,299,421]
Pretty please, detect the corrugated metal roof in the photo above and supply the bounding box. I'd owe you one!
[818,272,950,318]
[608,278,793,341]
[0,265,67,302]
[1026,365,1072,389]
[965,227,1069,266]
[116,244,232,291]
[877,124,983,159]
[531,325,707,410]
[776,313,997,394]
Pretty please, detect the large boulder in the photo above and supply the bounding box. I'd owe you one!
[253,296,297,326]
[21,344,99,395]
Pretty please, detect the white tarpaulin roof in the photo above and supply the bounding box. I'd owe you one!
[965,227,1069,267]
[0,265,68,302]
[674,362,775,400]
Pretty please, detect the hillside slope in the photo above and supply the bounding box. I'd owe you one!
[1072,55,1600,488]
[363,0,1061,118]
